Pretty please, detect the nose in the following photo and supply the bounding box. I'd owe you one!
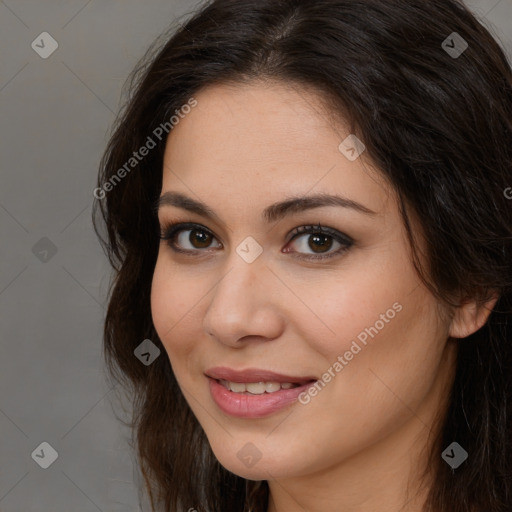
[202,254,285,348]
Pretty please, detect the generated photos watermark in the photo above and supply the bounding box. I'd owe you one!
[93,97,198,200]
[299,301,403,405]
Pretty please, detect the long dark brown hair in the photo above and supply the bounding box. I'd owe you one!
[93,0,512,510]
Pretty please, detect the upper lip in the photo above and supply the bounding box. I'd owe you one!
[205,366,317,384]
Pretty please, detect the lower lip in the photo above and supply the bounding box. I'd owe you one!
[208,377,316,418]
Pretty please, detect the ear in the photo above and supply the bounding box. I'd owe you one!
[448,291,499,339]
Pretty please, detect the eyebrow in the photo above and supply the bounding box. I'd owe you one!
[155,191,377,223]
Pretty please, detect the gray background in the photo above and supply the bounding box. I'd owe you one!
[0,1,511,511]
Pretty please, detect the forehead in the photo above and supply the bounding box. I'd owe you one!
[161,81,393,217]
[164,80,345,163]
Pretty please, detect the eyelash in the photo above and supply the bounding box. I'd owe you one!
[159,221,354,261]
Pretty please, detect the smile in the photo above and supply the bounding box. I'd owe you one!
[205,367,317,418]
[218,379,299,394]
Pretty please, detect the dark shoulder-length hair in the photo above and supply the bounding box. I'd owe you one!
[93,1,512,510]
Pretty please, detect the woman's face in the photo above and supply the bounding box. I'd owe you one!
[151,81,458,482]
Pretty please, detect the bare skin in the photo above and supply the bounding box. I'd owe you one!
[150,80,497,512]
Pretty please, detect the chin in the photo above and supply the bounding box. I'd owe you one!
[210,442,305,481]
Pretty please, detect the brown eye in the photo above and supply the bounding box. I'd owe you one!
[160,222,353,261]
[305,233,333,253]
[187,228,214,248]
[160,222,222,253]
[284,224,353,261]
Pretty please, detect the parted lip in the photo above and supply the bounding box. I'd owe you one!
[205,366,317,384]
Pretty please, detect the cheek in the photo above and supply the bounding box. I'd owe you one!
[291,263,410,365]
[283,289,447,468]
[150,256,199,360]
[296,251,445,392]
[151,260,175,340]
[310,283,446,427]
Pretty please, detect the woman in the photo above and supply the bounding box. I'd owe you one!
[93,0,512,510]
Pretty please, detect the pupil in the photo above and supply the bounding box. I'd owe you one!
[191,229,211,248]
[187,231,333,252]
[308,234,332,253]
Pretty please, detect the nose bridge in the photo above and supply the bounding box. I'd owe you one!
[203,247,282,344]
[210,249,266,318]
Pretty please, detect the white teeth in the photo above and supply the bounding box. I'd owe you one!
[265,382,281,393]
[218,379,299,394]
[229,381,246,393]
[245,382,266,394]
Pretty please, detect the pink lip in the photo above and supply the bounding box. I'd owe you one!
[205,367,317,418]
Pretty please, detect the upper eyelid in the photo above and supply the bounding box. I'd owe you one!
[159,222,354,262]
[160,221,353,246]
